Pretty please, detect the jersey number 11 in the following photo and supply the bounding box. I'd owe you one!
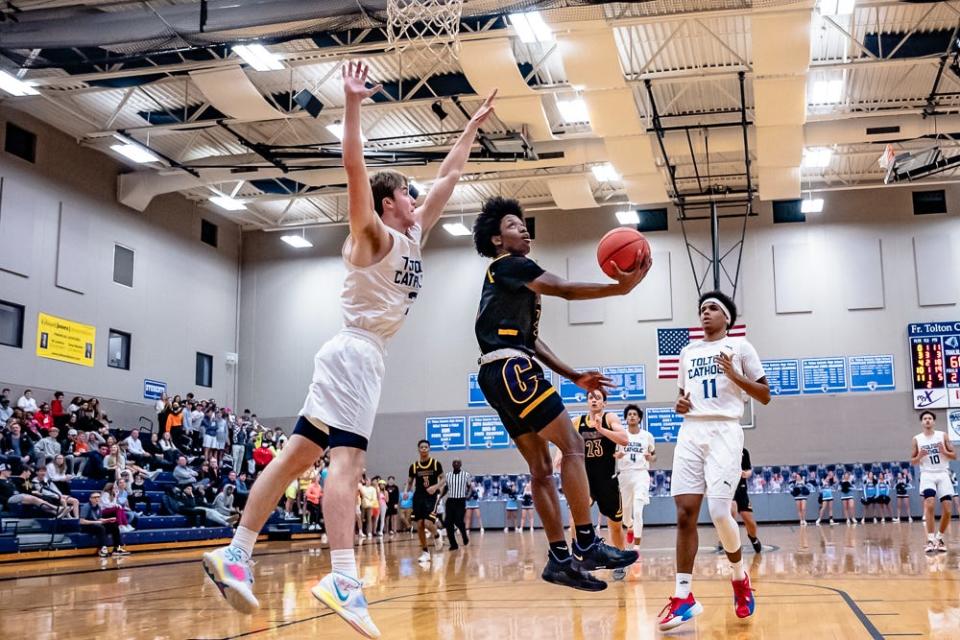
[702,378,718,399]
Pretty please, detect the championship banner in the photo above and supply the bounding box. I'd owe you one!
[36,312,96,367]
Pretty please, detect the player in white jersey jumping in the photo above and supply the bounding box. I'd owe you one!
[615,404,655,549]
[658,291,771,632]
[202,61,496,638]
[911,411,956,553]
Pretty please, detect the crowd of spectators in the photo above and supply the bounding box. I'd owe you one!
[0,387,323,557]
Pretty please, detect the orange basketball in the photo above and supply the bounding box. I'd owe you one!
[597,227,650,278]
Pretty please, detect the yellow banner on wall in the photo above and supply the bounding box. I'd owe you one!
[36,312,96,367]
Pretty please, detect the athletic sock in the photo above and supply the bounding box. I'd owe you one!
[731,560,746,581]
[928,533,937,542]
[935,532,943,541]
[230,525,257,561]
[331,549,359,581]
[574,524,597,549]
[675,573,693,599]
[549,541,571,562]
[747,535,758,543]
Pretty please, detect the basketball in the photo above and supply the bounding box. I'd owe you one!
[597,227,650,278]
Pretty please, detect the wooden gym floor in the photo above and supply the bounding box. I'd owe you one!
[1,521,958,639]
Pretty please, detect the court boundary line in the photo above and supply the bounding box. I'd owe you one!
[768,581,883,640]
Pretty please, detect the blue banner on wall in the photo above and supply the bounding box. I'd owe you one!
[468,415,511,449]
[602,365,647,402]
[425,416,466,451]
[559,367,598,405]
[761,359,801,396]
[467,373,487,408]
[801,357,848,394]
[645,407,684,443]
[847,354,896,392]
[143,379,167,401]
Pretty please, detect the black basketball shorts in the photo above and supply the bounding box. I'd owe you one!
[734,485,752,513]
[478,356,566,439]
[412,493,438,522]
[587,473,623,523]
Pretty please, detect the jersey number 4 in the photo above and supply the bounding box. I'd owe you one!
[702,378,718,399]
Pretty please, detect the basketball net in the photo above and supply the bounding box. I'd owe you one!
[387,0,465,70]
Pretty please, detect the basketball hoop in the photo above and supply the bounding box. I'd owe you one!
[387,0,465,68]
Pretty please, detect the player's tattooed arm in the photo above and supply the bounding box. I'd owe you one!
[715,352,771,405]
[943,436,957,460]
[534,339,613,394]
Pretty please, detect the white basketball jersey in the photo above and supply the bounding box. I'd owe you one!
[915,430,950,474]
[340,223,423,342]
[679,336,765,420]
[618,430,655,473]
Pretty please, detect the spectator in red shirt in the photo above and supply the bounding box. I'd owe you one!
[34,404,54,433]
[51,391,67,430]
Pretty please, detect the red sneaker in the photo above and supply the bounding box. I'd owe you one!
[732,573,755,619]
[657,593,703,631]
[626,530,635,545]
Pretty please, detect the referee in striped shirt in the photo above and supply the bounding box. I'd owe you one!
[443,460,472,550]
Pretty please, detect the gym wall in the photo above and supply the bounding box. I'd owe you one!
[239,184,960,475]
[0,108,242,419]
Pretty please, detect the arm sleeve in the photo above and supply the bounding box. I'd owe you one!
[492,256,545,291]
[739,339,766,381]
[742,449,752,470]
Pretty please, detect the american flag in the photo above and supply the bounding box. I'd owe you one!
[657,325,747,379]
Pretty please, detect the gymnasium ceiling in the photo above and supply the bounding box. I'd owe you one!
[2,0,960,229]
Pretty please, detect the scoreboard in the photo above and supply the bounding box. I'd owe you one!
[908,322,960,409]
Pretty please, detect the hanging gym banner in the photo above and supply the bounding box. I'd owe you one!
[36,312,96,367]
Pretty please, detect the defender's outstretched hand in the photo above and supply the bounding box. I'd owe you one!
[342,61,382,101]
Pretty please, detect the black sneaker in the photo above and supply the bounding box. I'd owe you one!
[541,555,607,592]
[750,537,762,554]
[572,538,638,572]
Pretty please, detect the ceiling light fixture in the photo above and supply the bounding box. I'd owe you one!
[110,142,160,164]
[591,163,621,182]
[801,197,824,213]
[0,70,38,96]
[810,79,844,104]
[232,44,284,72]
[209,195,247,211]
[280,234,313,248]
[819,0,855,17]
[556,98,590,124]
[442,222,471,236]
[508,12,554,44]
[802,147,833,168]
[616,209,640,225]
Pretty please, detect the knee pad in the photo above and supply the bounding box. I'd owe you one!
[922,489,937,499]
[708,497,740,552]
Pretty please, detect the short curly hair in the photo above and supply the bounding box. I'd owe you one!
[473,196,524,258]
[698,290,737,328]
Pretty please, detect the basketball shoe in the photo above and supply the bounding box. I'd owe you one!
[311,572,381,638]
[732,573,756,618]
[657,593,703,631]
[202,546,259,613]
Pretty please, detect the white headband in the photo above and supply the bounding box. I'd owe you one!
[700,297,731,324]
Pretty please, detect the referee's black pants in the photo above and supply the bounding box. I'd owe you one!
[445,498,468,547]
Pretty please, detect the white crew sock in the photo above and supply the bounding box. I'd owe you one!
[731,559,746,581]
[331,548,359,581]
[929,532,937,542]
[230,525,258,561]
[675,573,693,599]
